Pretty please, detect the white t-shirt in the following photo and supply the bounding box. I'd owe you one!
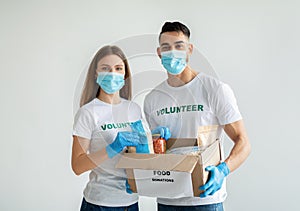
[144,72,242,206]
[73,98,146,207]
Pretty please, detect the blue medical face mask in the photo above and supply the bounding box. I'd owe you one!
[161,50,187,75]
[96,72,125,94]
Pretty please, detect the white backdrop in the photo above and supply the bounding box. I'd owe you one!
[1,0,299,210]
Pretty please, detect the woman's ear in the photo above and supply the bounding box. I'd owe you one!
[95,70,99,79]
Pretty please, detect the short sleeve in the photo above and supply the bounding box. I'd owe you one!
[211,84,242,125]
[72,108,95,140]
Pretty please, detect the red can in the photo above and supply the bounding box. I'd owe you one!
[153,135,166,154]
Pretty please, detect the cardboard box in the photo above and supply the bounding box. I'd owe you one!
[116,138,222,198]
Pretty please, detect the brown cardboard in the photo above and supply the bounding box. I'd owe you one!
[197,125,221,146]
[166,138,198,150]
[116,139,221,198]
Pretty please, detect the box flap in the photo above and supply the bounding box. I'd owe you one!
[200,140,221,166]
[197,125,222,146]
[116,153,200,172]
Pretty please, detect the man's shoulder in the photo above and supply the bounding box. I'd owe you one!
[145,80,168,100]
[197,73,226,92]
[198,72,223,84]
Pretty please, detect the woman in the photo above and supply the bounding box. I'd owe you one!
[72,45,145,210]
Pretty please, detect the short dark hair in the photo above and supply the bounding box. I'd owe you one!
[159,21,190,40]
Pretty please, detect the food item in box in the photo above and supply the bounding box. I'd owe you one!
[152,134,166,154]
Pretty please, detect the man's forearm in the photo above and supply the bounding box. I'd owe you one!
[225,136,251,173]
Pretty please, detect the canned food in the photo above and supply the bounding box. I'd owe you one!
[152,134,166,154]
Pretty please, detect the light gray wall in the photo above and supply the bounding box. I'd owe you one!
[1,0,299,210]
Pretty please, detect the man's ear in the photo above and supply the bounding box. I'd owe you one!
[188,43,193,56]
[157,47,162,59]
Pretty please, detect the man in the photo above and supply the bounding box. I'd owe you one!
[143,21,251,211]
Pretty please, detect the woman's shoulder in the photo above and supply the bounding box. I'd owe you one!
[121,98,142,111]
[75,98,102,117]
[80,98,99,110]
[121,98,140,106]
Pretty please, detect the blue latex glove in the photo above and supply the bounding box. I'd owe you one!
[199,162,230,197]
[131,120,150,153]
[125,179,133,194]
[106,131,139,158]
[151,126,171,140]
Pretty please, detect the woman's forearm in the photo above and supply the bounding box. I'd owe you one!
[71,137,109,175]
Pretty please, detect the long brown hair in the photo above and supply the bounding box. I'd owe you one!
[80,45,132,107]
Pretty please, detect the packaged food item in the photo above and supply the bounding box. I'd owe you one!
[126,119,154,154]
[166,125,222,157]
[152,134,166,154]
[166,146,205,155]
